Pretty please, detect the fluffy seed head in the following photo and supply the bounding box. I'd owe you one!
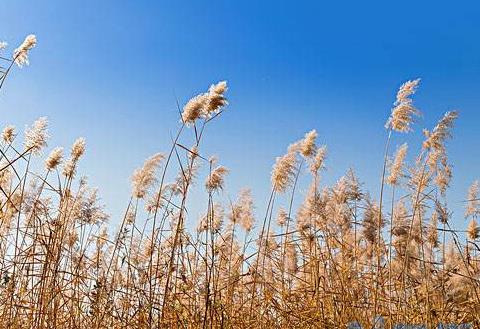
[182,93,208,124]
[209,80,227,95]
[45,147,64,170]
[362,199,383,244]
[229,189,255,231]
[24,117,49,154]
[396,79,421,103]
[287,141,301,154]
[237,189,255,231]
[276,208,288,226]
[198,203,224,232]
[436,202,450,224]
[14,34,37,67]
[71,138,86,161]
[204,81,228,117]
[0,42,7,50]
[300,129,317,158]
[435,161,452,196]
[0,160,12,188]
[131,153,165,199]
[271,149,297,193]
[385,79,421,132]
[181,81,228,125]
[62,158,76,178]
[427,212,439,247]
[205,165,229,192]
[467,219,480,240]
[386,143,408,186]
[188,145,199,160]
[465,180,479,218]
[423,111,458,151]
[2,125,15,144]
[310,145,327,174]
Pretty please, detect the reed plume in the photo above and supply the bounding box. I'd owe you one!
[13,34,37,67]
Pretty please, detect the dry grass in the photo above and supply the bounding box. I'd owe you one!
[0,36,479,329]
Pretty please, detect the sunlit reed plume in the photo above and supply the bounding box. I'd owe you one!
[182,80,228,124]
[45,147,64,170]
[131,153,165,198]
[300,129,317,158]
[13,34,37,67]
[2,125,15,144]
[71,137,86,161]
[206,165,229,192]
[385,78,421,132]
[386,143,408,185]
[276,208,288,226]
[271,149,297,193]
[423,111,458,151]
[24,116,49,154]
[310,145,327,174]
[467,219,479,240]
[465,180,479,218]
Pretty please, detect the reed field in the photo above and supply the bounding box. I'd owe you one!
[0,35,479,329]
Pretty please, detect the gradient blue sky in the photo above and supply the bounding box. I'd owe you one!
[1,1,479,228]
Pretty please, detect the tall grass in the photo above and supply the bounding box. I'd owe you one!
[0,35,479,329]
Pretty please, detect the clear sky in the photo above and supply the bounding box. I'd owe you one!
[1,0,479,229]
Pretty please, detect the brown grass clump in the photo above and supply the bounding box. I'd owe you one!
[0,36,479,329]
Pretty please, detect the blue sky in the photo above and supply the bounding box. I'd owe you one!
[1,0,479,228]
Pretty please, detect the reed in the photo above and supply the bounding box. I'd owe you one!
[0,35,478,329]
